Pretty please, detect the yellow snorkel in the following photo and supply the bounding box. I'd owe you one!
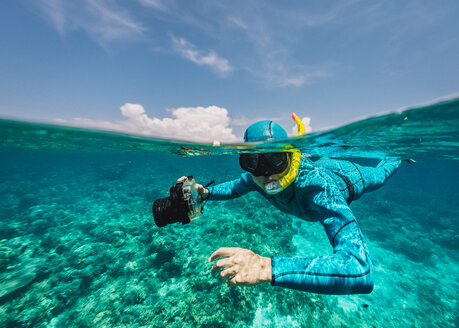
[292,112,306,135]
[264,113,304,195]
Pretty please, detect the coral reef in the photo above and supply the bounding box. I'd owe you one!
[0,153,457,327]
[0,257,44,299]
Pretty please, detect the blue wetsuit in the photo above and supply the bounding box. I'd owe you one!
[208,156,400,294]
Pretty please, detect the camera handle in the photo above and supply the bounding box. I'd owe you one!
[204,180,215,188]
[200,179,215,213]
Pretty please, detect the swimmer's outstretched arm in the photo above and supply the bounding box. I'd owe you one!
[176,173,252,201]
[208,188,374,294]
[271,189,374,294]
[208,220,373,294]
[196,173,254,201]
[271,220,373,294]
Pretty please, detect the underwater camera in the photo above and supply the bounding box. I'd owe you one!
[152,175,212,227]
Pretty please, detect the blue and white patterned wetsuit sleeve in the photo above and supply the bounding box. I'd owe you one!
[207,173,255,200]
[271,185,374,294]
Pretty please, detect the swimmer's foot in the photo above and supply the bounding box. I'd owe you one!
[402,158,416,164]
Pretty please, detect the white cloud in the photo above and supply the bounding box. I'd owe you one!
[247,60,328,88]
[138,0,167,11]
[171,36,232,75]
[30,0,146,46]
[85,1,145,42]
[277,71,328,88]
[29,1,328,86]
[38,0,66,35]
[228,16,248,30]
[291,117,312,136]
[56,103,238,143]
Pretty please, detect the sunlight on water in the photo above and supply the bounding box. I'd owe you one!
[0,98,458,327]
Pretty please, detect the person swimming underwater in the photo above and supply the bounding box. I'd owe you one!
[187,117,405,294]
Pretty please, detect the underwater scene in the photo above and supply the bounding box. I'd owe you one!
[0,98,458,327]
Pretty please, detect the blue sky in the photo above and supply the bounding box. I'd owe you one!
[1,0,458,142]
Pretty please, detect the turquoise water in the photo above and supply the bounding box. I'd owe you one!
[0,98,458,327]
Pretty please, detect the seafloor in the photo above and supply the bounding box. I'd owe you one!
[0,152,457,327]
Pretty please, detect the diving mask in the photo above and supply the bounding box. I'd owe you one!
[239,152,290,177]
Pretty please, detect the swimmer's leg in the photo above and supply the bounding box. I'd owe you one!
[353,158,401,194]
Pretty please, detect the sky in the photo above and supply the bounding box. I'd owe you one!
[1,0,459,142]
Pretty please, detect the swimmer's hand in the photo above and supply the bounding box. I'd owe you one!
[177,176,209,200]
[209,247,272,286]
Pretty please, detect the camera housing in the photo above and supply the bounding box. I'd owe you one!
[152,176,202,227]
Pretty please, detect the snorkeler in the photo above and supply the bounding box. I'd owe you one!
[192,118,404,295]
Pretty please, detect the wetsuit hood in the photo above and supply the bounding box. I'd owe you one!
[243,120,288,142]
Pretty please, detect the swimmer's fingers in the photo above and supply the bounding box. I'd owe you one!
[227,275,239,286]
[208,247,240,262]
[227,275,249,286]
[211,258,233,274]
[193,183,209,199]
[220,267,237,279]
[177,176,187,183]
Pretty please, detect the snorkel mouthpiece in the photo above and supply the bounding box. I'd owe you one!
[264,180,282,193]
